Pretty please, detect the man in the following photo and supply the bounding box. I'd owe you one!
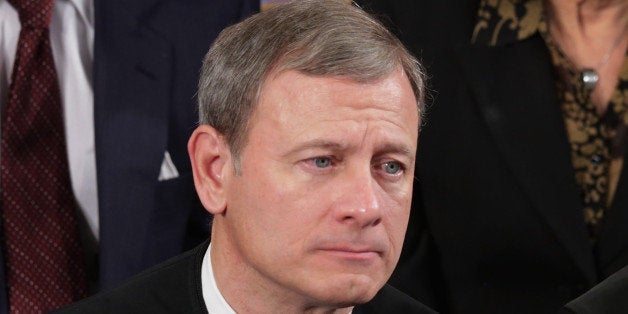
[356,0,628,313]
[0,0,257,312]
[55,1,435,313]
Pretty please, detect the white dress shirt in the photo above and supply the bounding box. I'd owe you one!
[0,0,99,240]
[201,243,237,314]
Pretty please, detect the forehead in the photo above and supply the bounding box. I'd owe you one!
[253,69,419,132]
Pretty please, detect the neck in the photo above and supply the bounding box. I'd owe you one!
[546,0,627,67]
[210,221,353,314]
[546,0,628,112]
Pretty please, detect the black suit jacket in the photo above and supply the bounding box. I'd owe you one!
[53,242,436,314]
[91,0,257,291]
[357,0,628,313]
[0,0,258,312]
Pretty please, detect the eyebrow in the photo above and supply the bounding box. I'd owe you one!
[374,143,415,163]
[281,140,349,158]
[282,139,415,162]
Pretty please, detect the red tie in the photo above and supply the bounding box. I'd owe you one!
[1,0,88,312]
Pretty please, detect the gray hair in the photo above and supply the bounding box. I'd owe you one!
[197,0,425,162]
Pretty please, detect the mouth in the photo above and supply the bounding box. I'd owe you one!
[317,246,383,262]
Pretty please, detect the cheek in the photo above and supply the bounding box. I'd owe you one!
[382,192,412,254]
[389,209,410,245]
[239,168,325,247]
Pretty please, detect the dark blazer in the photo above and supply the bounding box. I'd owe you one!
[357,0,628,313]
[0,0,258,312]
[560,264,628,314]
[53,242,436,314]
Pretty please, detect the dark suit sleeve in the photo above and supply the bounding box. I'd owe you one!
[559,265,628,314]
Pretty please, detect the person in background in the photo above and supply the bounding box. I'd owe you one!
[53,1,435,313]
[356,0,628,313]
[0,0,257,312]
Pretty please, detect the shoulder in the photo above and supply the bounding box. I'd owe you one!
[354,284,437,314]
[52,242,209,314]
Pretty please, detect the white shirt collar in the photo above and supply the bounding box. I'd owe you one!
[201,243,237,314]
[65,0,94,30]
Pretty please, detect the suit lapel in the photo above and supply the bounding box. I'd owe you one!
[456,35,597,284]
[93,0,173,288]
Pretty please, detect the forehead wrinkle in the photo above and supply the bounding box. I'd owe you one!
[254,69,418,152]
[282,106,415,151]
[358,119,416,163]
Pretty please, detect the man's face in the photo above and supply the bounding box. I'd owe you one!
[222,68,419,307]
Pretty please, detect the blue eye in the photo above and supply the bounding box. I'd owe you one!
[314,157,331,168]
[383,161,402,174]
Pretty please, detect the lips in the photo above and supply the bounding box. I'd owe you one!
[323,249,380,261]
[316,244,385,262]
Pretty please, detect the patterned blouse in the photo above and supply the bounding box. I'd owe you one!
[471,0,628,238]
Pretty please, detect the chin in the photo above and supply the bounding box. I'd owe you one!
[307,273,384,307]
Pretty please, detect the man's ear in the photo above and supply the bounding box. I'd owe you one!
[188,125,231,215]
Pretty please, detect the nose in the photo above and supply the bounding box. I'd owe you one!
[332,169,382,228]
